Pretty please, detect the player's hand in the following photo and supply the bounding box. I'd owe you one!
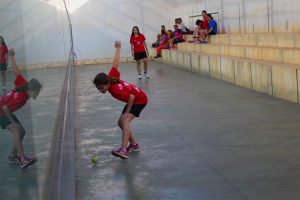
[121,113,131,120]
[115,41,121,49]
[8,49,15,57]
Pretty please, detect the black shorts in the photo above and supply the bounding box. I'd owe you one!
[122,104,147,117]
[0,114,20,129]
[134,52,147,61]
[0,63,7,71]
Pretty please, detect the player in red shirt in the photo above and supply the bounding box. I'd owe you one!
[0,49,42,169]
[130,26,150,79]
[0,36,8,91]
[201,10,209,30]
[93,41,148,159]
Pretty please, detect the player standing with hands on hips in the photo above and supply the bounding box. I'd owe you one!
[93,41,148,159]
[130,26,150,79]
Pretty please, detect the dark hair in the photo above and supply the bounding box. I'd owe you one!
[196,19,203,25]
[161,25,165,29]
[174,24,178,28]
[131,26,140,37]
[202,10,207,14]
[0,36,7,48]
[93,73,120,86]
[207,14,213,19]
[161,29,167,36]
[15,78,42,92]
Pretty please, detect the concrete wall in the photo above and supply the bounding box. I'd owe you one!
[161,49,300,104]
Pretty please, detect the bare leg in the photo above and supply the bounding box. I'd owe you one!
[119,114,136,149]
[169,39,174,48]
[143,58,148,73]
[7,124,25,159]
[136,60,142,75]
[118,116,137,145]
[11,125,25,155]
[1,71,6,88]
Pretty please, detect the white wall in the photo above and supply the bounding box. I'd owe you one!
[71,0,183,60]
[198,0,300,34]
[1,0,300,64]
[0,0,71,65]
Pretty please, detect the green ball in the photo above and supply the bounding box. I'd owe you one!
[91,156,97,164]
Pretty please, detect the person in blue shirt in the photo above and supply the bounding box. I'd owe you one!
[199,14,218,43]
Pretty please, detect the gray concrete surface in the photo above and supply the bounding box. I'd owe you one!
[75,62,300,200]
[0,68,64,199]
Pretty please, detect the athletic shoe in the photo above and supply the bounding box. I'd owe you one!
[144,73,150,78]
[154,55,161,58]
[111,148,128,159]
[8,154,21,163]
[20,156,36,169]
[200,41,208,44]
[127,143,140,153]
[138,74,142,79]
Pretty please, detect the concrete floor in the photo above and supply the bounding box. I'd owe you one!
[75,62,300,200]
[0,68,64,200]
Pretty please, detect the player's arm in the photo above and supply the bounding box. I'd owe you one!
[143,41,149,55]
[125,94,135,113]
[2,105,17,124]
[112,41,121,69]
[131,44,134,56]
[8,49,21,76]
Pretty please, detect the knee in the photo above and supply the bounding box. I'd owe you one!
[121,118,130,127]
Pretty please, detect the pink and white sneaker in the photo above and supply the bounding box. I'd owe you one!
[127,143,140,153]
[111,148,128,159]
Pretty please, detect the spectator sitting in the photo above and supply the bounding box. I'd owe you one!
[169,24,185,49]
[176,18,190,34]
[199,14,217,43]
[188,19,203,44]
[154,29,170,58]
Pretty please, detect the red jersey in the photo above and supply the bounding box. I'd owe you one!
[108,67,148,104]
[130,34,146,53]
[0,45,8,64]
[202,17,209,30]
[0,75,29,117]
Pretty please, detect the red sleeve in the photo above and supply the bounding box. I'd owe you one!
[5,93,27,112]
[4,47,8,54]
[14,75,27,87]
[141,34,146,42]
[108,67,120,78]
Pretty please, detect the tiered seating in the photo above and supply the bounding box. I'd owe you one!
[159,33,300,104]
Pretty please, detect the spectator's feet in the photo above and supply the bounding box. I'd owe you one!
[137,74,142,79]
[193,41,202,44]
[8,154,21,163]
[127,143,140,153]
[111,148,128,159]
[154,55,161,58]
[20,156,36,169]
[144,72,150,79]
